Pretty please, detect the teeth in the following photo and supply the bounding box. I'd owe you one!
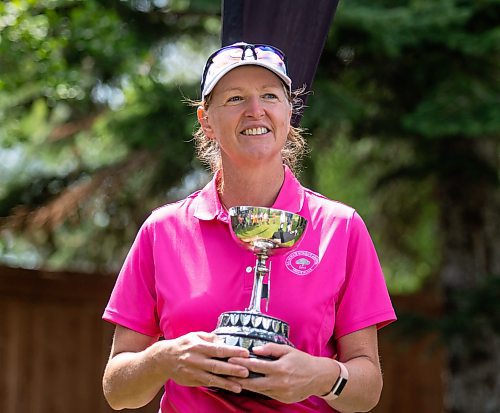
[242,127,268,136]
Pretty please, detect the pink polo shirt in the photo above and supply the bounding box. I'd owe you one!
[103,166,396,412]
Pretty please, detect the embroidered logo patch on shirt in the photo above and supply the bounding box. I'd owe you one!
[285,250,319,276]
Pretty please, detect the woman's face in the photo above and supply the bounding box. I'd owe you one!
[199,65,292,169]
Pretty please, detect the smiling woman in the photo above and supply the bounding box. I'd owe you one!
[191,44,307,178]
[101,42,396,413]
[197,66,292,177]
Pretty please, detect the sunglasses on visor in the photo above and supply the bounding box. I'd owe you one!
[200,43,289,97]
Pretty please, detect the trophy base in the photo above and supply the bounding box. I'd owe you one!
[213,310,293,379]
[214,310,292,349]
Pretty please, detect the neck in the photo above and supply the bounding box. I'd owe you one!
[218,161,285,209]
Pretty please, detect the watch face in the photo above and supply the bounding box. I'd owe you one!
[334,377,348,396]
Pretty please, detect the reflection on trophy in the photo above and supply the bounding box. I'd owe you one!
[213,206,307,365]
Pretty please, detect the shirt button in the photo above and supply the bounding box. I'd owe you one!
[246,266,253,273]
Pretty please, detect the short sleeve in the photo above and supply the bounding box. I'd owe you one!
[334,212,396,340]
[102,220,161,337]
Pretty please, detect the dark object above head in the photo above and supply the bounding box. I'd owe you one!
[221,0,339,126]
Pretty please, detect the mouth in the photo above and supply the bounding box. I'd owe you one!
[241,127,270,136]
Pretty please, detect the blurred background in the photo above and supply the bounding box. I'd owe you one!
[0,0,498,412]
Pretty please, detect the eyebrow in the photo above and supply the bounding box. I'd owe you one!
[220,87,244,94]
[260,84,282,89]
[220,84,282,94]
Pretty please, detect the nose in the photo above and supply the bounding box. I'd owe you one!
[244,95,265,118]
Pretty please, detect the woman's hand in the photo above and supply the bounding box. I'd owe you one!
[157,331,251,393]
[227,327,384,412]
[103,327,252,409]
[227,343,336,403]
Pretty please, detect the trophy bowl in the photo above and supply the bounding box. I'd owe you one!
[228,206,307,255]
[213,207,307,371]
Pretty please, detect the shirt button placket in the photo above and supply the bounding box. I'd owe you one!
[244,258,256,291]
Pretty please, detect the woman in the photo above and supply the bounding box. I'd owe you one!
[102,42,396,412]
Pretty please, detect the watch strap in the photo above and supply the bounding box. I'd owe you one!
[321,359,349,401]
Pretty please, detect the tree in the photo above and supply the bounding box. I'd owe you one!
[307,0,499,411]
[0,0,220,271]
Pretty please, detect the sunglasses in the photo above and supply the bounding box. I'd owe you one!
[200,43,289,97]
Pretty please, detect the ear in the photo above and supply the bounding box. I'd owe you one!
[197,106,215,139]
[287,102,293,135]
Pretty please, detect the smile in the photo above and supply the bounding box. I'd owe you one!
[241,127,270,136]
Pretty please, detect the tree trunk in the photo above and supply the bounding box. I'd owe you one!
[438,138,500,413]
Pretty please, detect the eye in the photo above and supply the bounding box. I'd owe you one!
[263,93,278,100]
[227,95,243,103]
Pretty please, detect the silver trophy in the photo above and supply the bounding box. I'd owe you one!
[213,206,307,366]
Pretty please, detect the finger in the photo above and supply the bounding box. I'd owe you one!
[230,375,272,396]
[227,356,273,375]
[195,331,219,342]
[190,332,249,358]
[207,375,214,388]
[206,341,250,359]
[205,358,249,378]
[252,343,292,358]
[194,331,236,347]
[202,372,243,393]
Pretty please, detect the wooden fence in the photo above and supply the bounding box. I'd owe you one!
[0,265,443,413]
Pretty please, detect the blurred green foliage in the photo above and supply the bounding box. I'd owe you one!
[396,274,500,344]
[0,0,498,299]
[0,0,219,271]
[306,0,499,294]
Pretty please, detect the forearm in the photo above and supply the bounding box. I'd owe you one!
[314,356,382,413]
[103,341,168,410]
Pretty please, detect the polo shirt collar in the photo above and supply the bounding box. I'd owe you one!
[193,170,225,221]
[194,165,305,221]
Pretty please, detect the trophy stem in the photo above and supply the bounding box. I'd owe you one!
[246,253,269,313]
[213,207,307,387]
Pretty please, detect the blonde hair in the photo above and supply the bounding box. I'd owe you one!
[190,86,309,175]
